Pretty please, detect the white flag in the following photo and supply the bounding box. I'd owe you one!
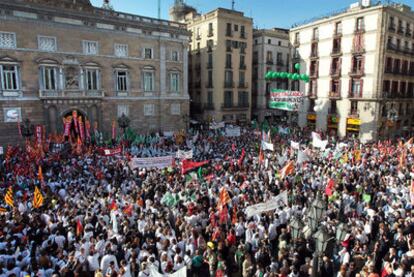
[290,141,300,150]
[312,132,328,149]
[297,150,309,164]
[261,140,274,151]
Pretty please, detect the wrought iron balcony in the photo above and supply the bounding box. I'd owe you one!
[39,90,105,98]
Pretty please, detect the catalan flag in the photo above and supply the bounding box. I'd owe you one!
[4,186,14,208]
[33,186,44,209]
[218,188,231,208]
[0,207,6,213]
[280,161,295,179]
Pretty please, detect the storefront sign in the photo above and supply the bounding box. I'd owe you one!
[347,118,361,125]
[307,114,317,121]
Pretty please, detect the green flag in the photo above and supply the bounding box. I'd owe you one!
[362,193,371,203]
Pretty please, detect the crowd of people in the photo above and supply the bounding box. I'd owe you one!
[0,123,414,277]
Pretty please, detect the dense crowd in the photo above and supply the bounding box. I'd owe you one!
[0,124,414,277]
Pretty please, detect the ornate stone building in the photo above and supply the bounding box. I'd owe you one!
[0,0,190,145]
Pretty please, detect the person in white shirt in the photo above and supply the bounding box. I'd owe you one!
[100,252,119,274]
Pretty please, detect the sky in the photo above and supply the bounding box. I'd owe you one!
[90,0,414,29]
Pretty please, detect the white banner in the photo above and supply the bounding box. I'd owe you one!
[150,265,186,277]
[0,146,3,155]
[312,132,328,150]
[290,141,300,150]
[245,191,288,218]
[176,149,193,160]
[261,140,274,151]
[297,150,309,164]
[277,154,287,166]
[225,127,241,137]
[210,122,225,130]
[129,156,174,170]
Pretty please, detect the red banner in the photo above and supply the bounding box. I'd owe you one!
[72,111,79,134]
[78,116,85,142]
[181,159,209,175]
[85,120,91,140]
[36,125,42,146]
[97,147,122,156]
[63,117,71,137]
[112,120,116,140]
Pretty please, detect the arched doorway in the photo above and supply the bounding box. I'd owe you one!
[62,109,90,143]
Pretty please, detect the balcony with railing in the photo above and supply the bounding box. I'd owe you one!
[225,62,232,69]
[309,70,319,78]
[224,81,235,88]
[310,50,319,59]
[239,63,246,70]
[293,39,300,47]
[329,91,341,99]
[388,24,396,32]
[348,90,362,99]
[207,30,214,37]
[334,29,343,37]
[276,60,284,66]
[204,103,215,110]
[349,68,365,77]
[238,82,248,88]
[348,110,359,118]
[397,26,404,34]
[221,102,249,110]
[207,62,213,69]
[240,32,246,39]
[226,30,233,37]
[387,42,414,55]
[266,59,274,65]
[351,45,365,54]
[308,90,317,98]
[39,90,105,98]
[196,35,201,40]
[205,82,213,88]
[330,68,341,78]
[331,47,342,56]
[406,29,412,37]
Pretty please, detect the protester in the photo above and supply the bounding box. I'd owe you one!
[0,123,414,277]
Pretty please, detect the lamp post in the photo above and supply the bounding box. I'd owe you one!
[117,113,130,139]
[21,118,34,143]
[290,216,304,241]
[312,227,331,277]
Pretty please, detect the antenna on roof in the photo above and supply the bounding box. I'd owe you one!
[232,0,235,10]
[158,0,161,19]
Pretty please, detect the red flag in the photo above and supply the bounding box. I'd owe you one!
[63,116,71,137]
[219,205,229,224]
[238,148,246,167]
[85,120,91,140]
[259,147,264,165]
[123,204,133,216]
[78,116,85,142]
[232,143,236,152]
[76,219,83,237]
[232,205,238,224]
[181,159,209,175]
[112,120,116,140]
[109,199,117,211]
[38,166,44,183]
[325,178,335,196]
[72,111,79,134]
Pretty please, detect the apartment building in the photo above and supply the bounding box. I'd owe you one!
[0,0,190,145]
[252,28,290,122]
[291,0,414,142]
[178,8,253,123]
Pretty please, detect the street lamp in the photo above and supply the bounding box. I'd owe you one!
[21,118,34,142]
[117,113,130,138]
[312,227,331,277]
[335,222,349,243]
[311,193,325,221]
[290,216,304,241]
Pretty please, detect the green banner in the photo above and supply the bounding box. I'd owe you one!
[268,101,297,111]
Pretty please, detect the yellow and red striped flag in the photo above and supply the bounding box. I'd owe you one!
[280,161,295,179]
[218,188,231,208]
[4,186,14,208]
[33,186,44,209]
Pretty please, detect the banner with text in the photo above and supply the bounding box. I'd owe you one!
[129,156,174,169]
[245,190,288,218]
[176,149,193,160]
[225,126,241,137]
[268,90,304,111]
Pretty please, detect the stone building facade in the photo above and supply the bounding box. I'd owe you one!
[0,0,190,145]
[178,8,253,123]
[291,1,414,142]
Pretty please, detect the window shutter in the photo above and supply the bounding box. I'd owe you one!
[39,66,44,90]
[349,79,353,95]
[360,79,364,97]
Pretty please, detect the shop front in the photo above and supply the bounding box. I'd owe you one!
[346,118,361,137]
[327,115,339,136]
[307,113,316,130]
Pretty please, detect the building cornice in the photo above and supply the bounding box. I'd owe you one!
[0,0,190,37]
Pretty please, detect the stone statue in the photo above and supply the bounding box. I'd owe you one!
[65,66,79,89]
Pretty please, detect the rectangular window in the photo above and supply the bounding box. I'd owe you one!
[207,91,213,105]
[238,91,248,106]
[208,23,213,36]
[170,72,179,92]
[85,69,99,90]
[266,51,273,63]
[224,91,232,107]
[226,54,232,68]
[117,104,129,117]
[351,79,362,96]
[313,28,319,40]
[0,32,16,49]
[170,103,180,115]
[42,66,57,90]
[144,48,153,59]
[38,36,56,52]
[114,44,128,57]
[239,71,245,86]
[356,17,364,31]
[240,26,245,38]
[294,32,300,44]
[335,22,342,34]
[83,41,98,55]
[240,55,245,68]
[225,71,233,83]
[143,71,154,91]
[116,71,128,91]
[207,71,213,87]
[1,65,19,90]
[226,23,232,36]
[171,50,179,61]
[144,104,155,116]
[234,24,238,32]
